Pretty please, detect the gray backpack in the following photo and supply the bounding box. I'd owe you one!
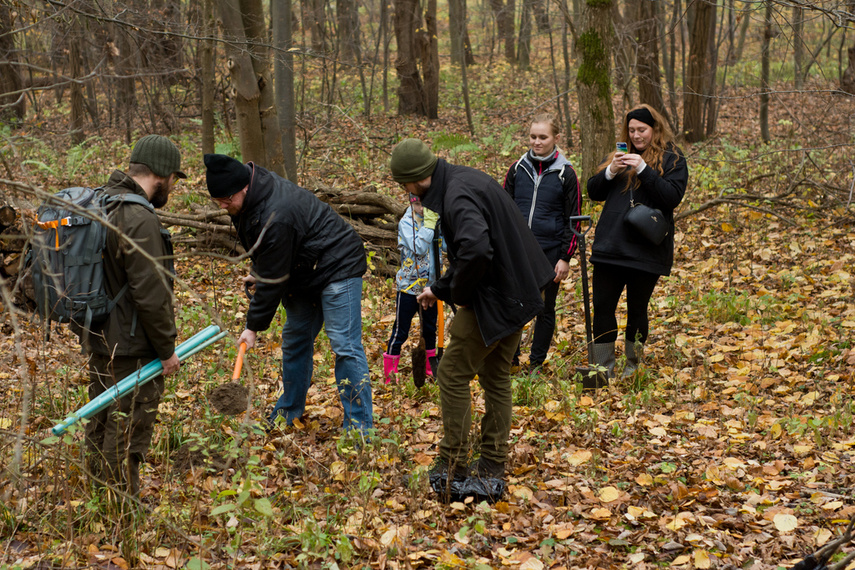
[26,186,153,331]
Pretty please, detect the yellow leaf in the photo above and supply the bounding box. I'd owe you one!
[590,507,612,520]
[694,549,712,569]
[672,554,691,565]
[598,486,620,503]
[770,423,783,439]
[380,529,397,547]
[821,501,843,511]
[774,513,798,532]
[636,473,654,486]
[0,418,11,429]
[815,528,833,546]
[579,396,594,407]
[721,222,734,232]
[568,450,592,466]
[520,557,545,570]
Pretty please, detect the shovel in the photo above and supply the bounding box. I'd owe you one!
[569,215,607,390]
[436,300,445,361]
[232,342,247,381]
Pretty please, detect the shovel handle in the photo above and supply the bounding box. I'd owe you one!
[437,300,445,348]
[232,342,247,381]
[568,215,593,239]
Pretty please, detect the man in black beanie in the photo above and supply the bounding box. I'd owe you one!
[389,138,553,501]
[203,154,373,436]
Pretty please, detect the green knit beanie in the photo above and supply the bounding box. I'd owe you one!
[130,135,187,179]
[390,139,437,183]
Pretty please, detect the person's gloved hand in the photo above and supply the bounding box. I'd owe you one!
[423,207,439,230]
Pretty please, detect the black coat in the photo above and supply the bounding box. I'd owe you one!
[587,146,688,276]
[233,163,367,332]
[420,159,554,346]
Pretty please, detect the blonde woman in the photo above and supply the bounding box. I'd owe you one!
[586,105,688,378]
[503,114,581,371]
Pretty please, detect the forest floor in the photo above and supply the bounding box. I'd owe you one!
[2,61,855,570]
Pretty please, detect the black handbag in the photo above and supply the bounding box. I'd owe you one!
[625,187,669,245]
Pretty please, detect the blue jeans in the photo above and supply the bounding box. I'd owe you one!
[269,277,373,432]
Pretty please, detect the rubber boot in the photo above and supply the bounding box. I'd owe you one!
[383,353,400,384]
[425,349,438,377]
[622,341,643,378]
[592,342,616,379]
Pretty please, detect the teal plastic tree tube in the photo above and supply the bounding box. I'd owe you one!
[51,325,223,436]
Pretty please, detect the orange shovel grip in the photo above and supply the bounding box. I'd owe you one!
[232,342,247,381]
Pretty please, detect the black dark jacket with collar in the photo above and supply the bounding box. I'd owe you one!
[587,145,688,276]
[233,163,367,332]
[420,159,554,346]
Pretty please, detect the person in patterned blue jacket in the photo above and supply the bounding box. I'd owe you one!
[383,194,445,386]
[504,114,581,371]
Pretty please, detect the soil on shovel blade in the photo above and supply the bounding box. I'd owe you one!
[208,382,249,416]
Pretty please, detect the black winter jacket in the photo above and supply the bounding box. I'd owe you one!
[586,145,688,276]
[504,149,581,261]
[234,164,367,332]
[420,159,554,346]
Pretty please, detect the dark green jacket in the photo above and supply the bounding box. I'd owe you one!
[87,171,176,360]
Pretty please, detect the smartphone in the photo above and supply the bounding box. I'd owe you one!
[616,142,628,153]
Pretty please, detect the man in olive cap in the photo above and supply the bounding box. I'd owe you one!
[390,138,553,501]
[86,134,185,497]
[203,153,373,436]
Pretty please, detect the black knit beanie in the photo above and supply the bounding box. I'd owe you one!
[204,154,250,198]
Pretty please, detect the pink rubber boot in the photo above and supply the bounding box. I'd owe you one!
[383,353,400,384]
[425,349,438,377]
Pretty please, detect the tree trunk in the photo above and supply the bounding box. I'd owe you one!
[0,4,25,122]
[200,0,216,155]
[518,0,532,70]
[760,0,772,142]
[574,0,614,184]
[69,16,85,145]
[216,0,284,174]
[489,0,516,63]
[273,0,298,181]
[449,0,475,66]
[394,0,427,115]
[337,0,361,62]
[683,0,714,143]
[635,0,669,126]
[793,5,804,89]
[420,0,440,119]
[114,22,137,144]
[842,46,855,95]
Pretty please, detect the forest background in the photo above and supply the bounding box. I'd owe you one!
[1,0,855,568]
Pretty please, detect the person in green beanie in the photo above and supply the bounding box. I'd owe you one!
[389,138,553,502]
[86,134,185,498]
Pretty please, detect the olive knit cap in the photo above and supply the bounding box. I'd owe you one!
[390,138,437,183]
[204,153,251,198]
[130,135,187,179]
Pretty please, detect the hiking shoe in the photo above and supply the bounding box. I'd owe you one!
[470,456,505,479]
[428,457,469,502]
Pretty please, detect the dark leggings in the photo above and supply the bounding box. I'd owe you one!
[592,263,660,344]
[386,291,438,355]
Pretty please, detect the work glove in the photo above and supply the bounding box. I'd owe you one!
[423,207,439,230]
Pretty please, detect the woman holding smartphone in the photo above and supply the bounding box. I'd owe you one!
[586,104,688,379]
